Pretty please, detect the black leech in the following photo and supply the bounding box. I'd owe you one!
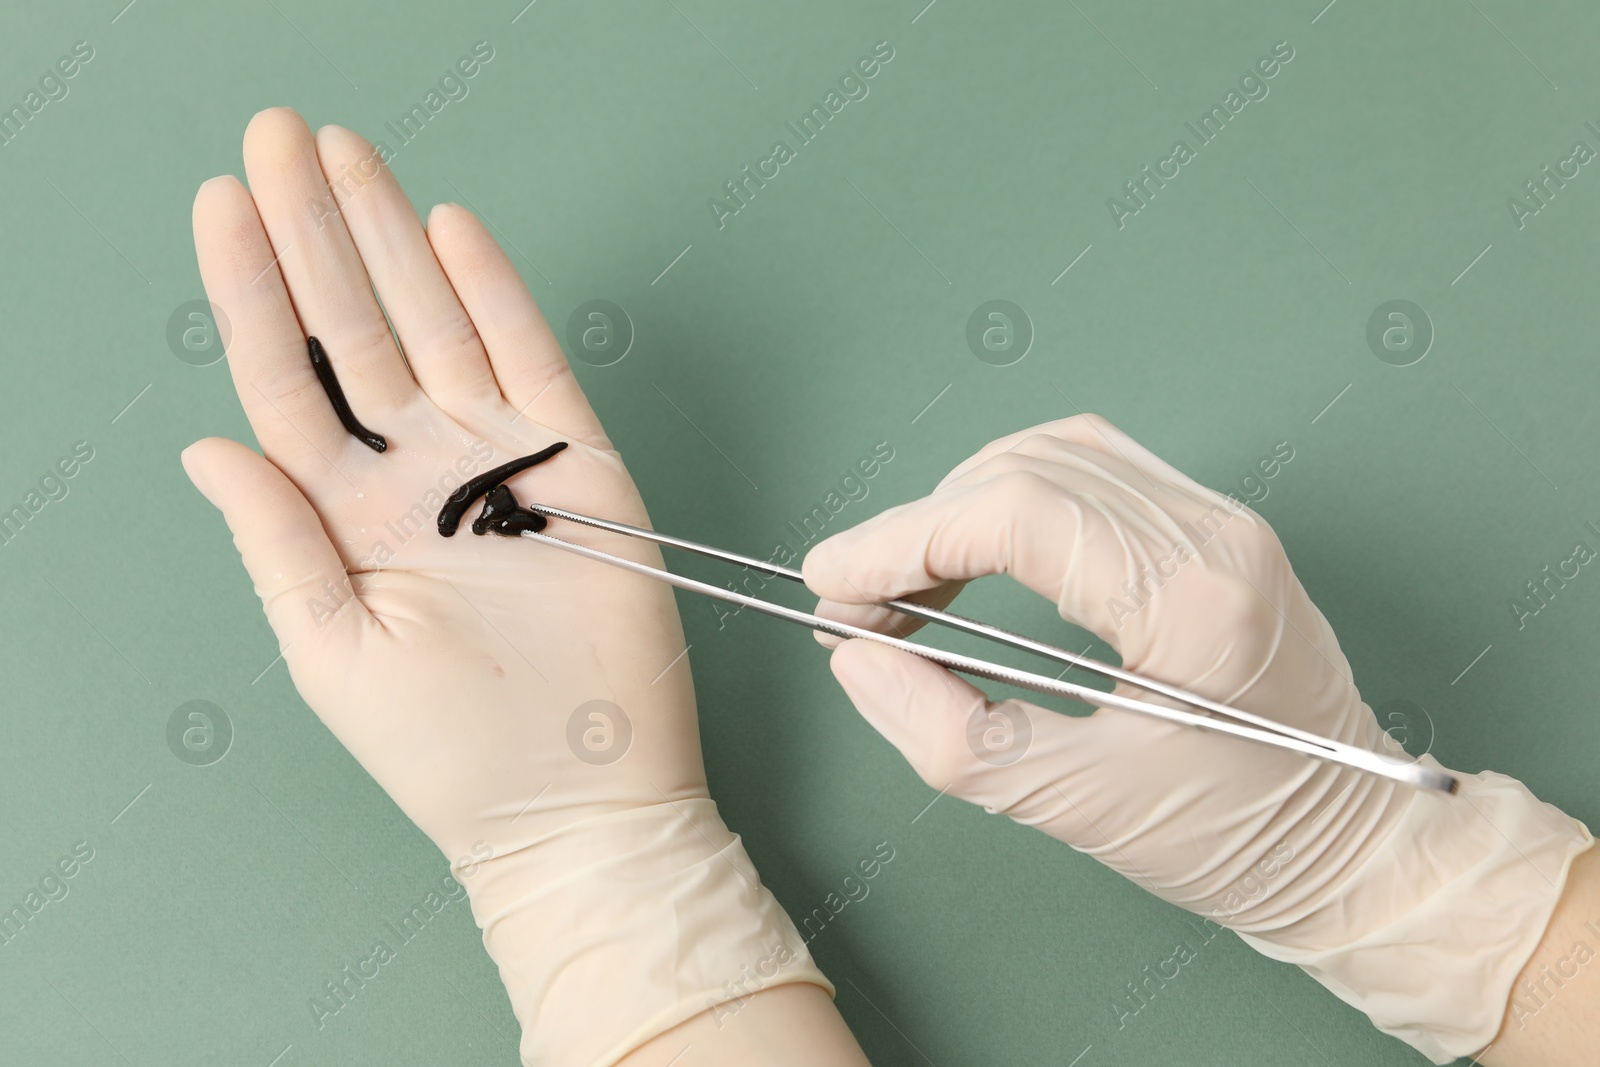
[308,336,388,453]
[470,485,549,537]
[437,441,568,537]
[470,485,521,535]
[490,510,549,535]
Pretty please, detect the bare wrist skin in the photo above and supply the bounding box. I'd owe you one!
[618,985,871,1067]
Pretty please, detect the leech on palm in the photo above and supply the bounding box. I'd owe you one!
[183,108,709,856]
[305,331,569,531]
[185,108,851,1065]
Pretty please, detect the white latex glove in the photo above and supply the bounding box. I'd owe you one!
[185,109,827,1066]
[802,414,1591,1063]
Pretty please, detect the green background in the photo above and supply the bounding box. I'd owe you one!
[2,0,1596,1063]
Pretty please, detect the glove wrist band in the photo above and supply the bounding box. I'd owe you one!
[467,798,833,1067]
[1240,761,1592,1064]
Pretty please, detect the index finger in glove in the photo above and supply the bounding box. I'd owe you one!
[803,451,1107,644]
[802,466,1088,618]
[803,452,1276,668]
[933,413,1193,493]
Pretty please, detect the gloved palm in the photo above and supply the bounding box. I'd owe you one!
[184,109,704,868]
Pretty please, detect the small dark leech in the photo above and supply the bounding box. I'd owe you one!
[470,484,521,535]
[308,336,388,453]
[470,484,549,536]
[437,441,569,537]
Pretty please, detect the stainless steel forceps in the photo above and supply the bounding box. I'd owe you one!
[517,503,1457,795]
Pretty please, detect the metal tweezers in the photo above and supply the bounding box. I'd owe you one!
[518,503,1457,795]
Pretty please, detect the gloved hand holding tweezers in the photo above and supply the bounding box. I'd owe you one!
[802,415,1593,1065]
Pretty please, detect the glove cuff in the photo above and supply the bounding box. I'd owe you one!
[1240,761,1592,1064]
[468,798,833,1067]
